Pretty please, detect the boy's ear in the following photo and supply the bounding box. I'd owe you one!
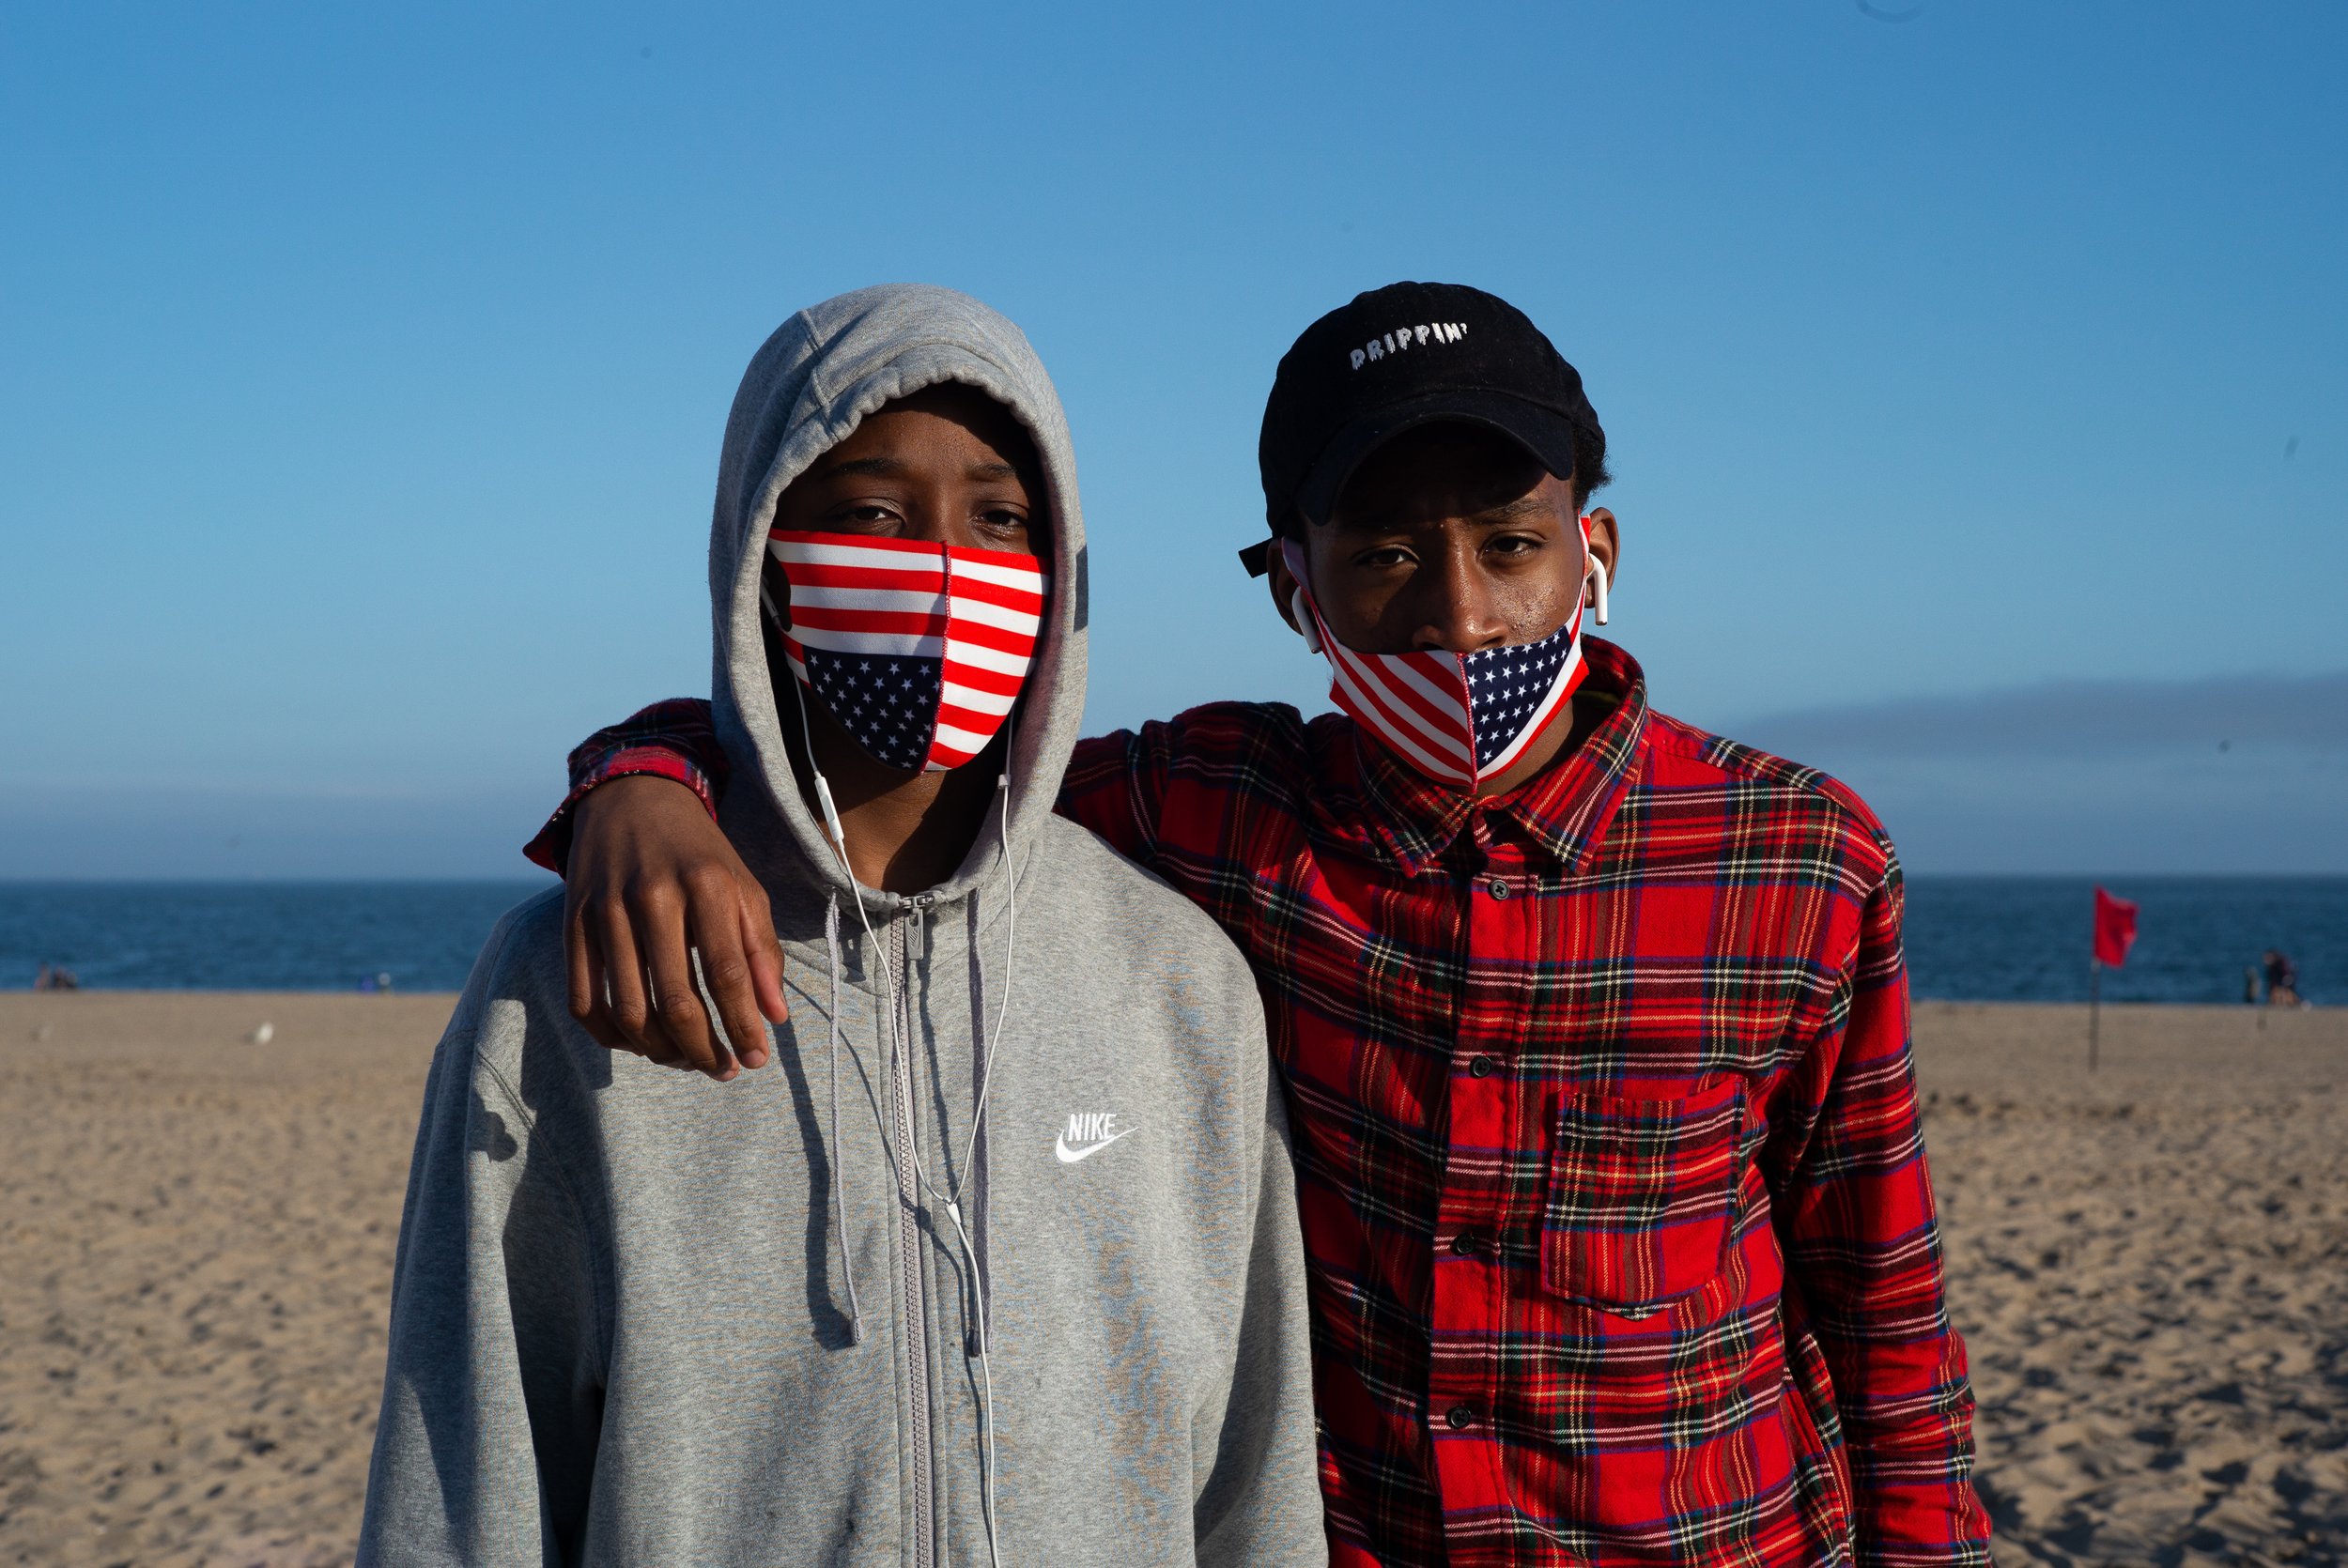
[1266,546,1305,637]
[1267,545,1325,654]
[1584,506,1619,591]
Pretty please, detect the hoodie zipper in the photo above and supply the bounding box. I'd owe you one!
[892,896,936,1568]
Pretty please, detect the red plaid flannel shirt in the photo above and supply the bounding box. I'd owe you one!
[527,639,1991,1566]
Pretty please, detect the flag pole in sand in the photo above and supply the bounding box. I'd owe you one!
[2089,960,2102,1072]
[2089,885,2139,1075]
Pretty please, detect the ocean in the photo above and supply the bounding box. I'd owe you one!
[0,876,2340,1005]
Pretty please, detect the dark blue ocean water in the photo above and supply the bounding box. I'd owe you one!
[0,881,554,993]
[0,876,2340,1003]
[1898,876,2342,1005]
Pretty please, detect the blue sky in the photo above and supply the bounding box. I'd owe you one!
[3,2,2342,876]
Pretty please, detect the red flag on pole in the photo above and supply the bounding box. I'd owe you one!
[2093,886,2139,968]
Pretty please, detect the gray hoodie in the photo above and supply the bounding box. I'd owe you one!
[358,285,1325,1567]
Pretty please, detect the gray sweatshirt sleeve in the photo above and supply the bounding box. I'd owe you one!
[359,915,608,1566]
[1192,1071,1329,1567]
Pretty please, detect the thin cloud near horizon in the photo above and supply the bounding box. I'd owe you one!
[1735,670,2348,761]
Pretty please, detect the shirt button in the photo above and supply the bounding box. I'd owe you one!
[1486,877,1511,899]
[1445,1404,1478,1430]
[1450,1230,1487,1257]
[1467,1054,1496,1079]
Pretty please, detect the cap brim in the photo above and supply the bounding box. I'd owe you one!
[1293,392,1584,529]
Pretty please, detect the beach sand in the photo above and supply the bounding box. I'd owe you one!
[1918,1001,2348,1563]
[1,994,446,1568]
[2,993,2342,1565]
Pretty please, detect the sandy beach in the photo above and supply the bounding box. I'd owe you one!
[0,995,447,1568]
[1918,1002,2348,1562]
[2,993,2342,1565]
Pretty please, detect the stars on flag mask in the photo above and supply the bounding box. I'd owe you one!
[764,530,1048,773]
[1280,517,1595,792]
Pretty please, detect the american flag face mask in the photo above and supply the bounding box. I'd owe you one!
[765,530,1049,773]
[1280,518,1592,792]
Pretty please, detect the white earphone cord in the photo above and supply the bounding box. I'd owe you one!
[792,680,1014,1568]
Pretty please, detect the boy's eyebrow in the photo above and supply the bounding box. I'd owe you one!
[1475,493,1554,524]
[809,454,907,481]
[805,455,1027,484]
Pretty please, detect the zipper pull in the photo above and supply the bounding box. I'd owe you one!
[905,891,935,955]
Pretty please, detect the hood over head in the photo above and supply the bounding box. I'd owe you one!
[707,284,1087,915]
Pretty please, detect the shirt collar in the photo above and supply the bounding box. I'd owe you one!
[1351,637,1648,875]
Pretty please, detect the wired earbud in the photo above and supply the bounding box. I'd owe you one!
[788,676,1013,1568]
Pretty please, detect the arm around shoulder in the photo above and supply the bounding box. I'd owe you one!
[522,699,727,875]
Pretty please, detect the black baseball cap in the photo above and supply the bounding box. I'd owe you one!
[1242,281,1603,576]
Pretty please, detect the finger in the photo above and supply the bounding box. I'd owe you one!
[619,885,708,1068]
[633,982,698,1069]
[567,898,633,1053]
[631,1007,685,1068]
[688,869,769,1070]
[635,884,732,1081]
[596,901,659,1056]
[738,881,791,1029]
[566,894,597,1023]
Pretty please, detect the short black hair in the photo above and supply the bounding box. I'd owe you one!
[1273,420,1612,541]
[1568,421,1613,513]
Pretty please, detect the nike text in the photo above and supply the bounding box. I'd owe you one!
[1055,1112,1137,1163]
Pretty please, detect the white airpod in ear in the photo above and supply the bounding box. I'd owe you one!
[1290,586,1324,654]
[1586,554,1610,625]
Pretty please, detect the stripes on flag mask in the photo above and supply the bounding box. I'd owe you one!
[1279,516,1593,792]
[764,530,1048,773]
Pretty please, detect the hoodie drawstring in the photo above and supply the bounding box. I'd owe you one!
[964,895,993,1359]
[825,895,864,1345]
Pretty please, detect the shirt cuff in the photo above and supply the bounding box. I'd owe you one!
[521,746,719,875]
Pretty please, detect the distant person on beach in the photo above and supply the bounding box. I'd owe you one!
[358,288,1324,1565]
[531,283,1993,1562]
[33,963,78,992]
[2264,949,2305,1007]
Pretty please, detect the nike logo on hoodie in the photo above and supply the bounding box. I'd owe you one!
[1055,1112,1136,1163]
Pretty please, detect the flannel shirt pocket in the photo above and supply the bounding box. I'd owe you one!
[1539,1076,1746,1314]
